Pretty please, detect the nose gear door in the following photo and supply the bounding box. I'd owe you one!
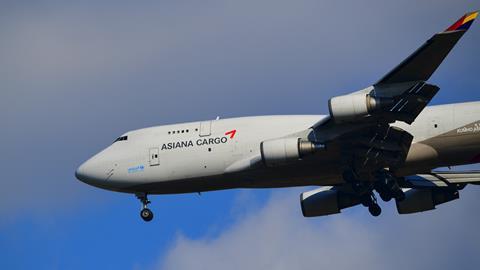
[149,147,159,166]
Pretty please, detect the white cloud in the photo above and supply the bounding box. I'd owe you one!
[158,187,480,270]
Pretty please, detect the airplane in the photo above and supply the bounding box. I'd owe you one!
[76,11,480,222]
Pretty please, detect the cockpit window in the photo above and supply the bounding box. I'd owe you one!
[113,136,128,143]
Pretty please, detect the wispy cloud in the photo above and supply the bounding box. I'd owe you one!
[159,187,480,270]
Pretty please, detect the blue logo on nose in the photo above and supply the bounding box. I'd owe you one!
[128,165,145,173]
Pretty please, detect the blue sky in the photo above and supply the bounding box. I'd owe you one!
[1,1,480,269]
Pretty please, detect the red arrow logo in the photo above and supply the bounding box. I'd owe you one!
[225,129,237,139]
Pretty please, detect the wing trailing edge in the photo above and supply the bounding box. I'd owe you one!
[404,171,480,188]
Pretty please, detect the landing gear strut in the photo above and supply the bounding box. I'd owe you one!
[375,170,405,202]
[136,193,153,222]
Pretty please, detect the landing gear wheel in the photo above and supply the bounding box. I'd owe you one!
[140,208,154,222]
[136,193,154,222]
[368,204,382,217]
[379,192,392,202]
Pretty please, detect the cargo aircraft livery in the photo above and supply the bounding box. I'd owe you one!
[76,12,480,221]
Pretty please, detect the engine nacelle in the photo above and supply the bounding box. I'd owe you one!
[300,187,359,217]
[396,188,459,214]
[328,93,391,123]
[260,138,324,167]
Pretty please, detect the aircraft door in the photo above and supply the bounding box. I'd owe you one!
[149,147,160,166]
[199,121,212,137]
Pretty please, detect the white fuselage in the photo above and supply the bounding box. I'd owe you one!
[76,101,480,194]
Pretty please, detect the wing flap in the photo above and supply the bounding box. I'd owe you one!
[380,82,440,123]
[404,171,480,188]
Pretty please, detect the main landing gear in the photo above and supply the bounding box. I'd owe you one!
[343,170,382,217]
[360,191,382,217]
[343,168,406,217]
[374,170,406,202]
[136,193,154,222]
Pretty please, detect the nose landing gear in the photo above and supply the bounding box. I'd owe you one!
[141,208,153,222]
[136,193,154,222]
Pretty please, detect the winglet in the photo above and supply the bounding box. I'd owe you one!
[445,10,478,32]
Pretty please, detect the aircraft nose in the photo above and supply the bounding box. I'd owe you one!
[75,161,89,183]
[75,157,111,186]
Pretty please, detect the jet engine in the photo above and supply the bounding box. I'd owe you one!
[260,138,324,167]
[328,93,392,123]
[300,187,359,217]
[396,188,459,214]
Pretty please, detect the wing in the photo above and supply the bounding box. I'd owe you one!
[313,11,478,175]
[301,171,479,217]
[300,12,478,218]
[392,170,480,214]
[377,11,478,85]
